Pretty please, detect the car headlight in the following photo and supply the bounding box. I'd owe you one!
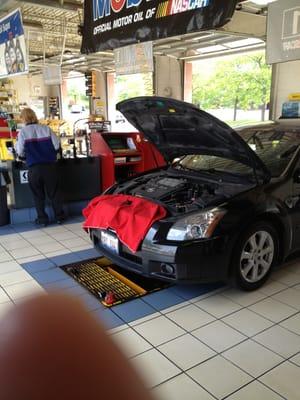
[167,209,226,241]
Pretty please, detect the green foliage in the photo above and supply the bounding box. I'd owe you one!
[116,73,153,102]
[192,52,271,112]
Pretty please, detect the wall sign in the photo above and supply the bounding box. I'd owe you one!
[0,9,28,78]
[20,170,28,184]
[114,41,153,75]
[267,0,300,64]
[81,0,237,53]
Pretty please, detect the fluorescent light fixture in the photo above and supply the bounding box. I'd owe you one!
[226,38,264,48]
[250,0,277,5]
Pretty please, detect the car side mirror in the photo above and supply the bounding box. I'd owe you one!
[294,168,300,184]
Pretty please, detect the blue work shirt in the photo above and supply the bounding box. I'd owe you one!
[15,124,60,167]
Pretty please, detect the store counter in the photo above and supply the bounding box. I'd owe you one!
[6,157,101,223]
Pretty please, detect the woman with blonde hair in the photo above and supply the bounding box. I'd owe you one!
[15,108,64,226]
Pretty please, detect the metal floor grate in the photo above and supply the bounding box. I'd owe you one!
[62,258,148,307]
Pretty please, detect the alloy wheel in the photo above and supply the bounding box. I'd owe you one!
[240,230,274,283]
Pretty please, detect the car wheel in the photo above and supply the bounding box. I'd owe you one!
[231,222,279,291]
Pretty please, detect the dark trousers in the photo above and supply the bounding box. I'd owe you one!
[28,163,63,222]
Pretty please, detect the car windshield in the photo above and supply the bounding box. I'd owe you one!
[175,129,300,178]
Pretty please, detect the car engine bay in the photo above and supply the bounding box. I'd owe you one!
[113,172,252,215]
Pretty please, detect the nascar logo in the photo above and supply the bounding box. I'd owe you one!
[156,0,210,18]
[93,0,210,21]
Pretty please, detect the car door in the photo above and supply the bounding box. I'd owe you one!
[290,162,300,250]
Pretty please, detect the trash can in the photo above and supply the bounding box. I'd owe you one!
[0,168,10,226]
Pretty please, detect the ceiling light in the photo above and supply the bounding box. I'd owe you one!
[250,0,277,5]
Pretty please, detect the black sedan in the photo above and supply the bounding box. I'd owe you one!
[89,97,300,290]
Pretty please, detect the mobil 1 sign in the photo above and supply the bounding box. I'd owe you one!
[267,0,300,64]
[81,0,237,53]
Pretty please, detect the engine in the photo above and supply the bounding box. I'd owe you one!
[126,175,226,214]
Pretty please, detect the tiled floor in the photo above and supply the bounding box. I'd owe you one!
[0,219,300,399]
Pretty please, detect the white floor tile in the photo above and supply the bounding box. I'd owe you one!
[42,226,69,234]
[131,349,180,388]
[166,304,215,331]
[49,231,79,241]
[0,270,33,287]
[18,255,45,264]
[9,246,41,260]
[187,356,252,399]
[0,233,22,242]
[221,288,267,307]
[0,251,13,263]
[193,320,246,353]
[272,288,300,309]
[0,234,23,243]
[226,381,284,400]
[195,294,242,318]
[38,242,66,254]
[128,312,161,327]
[69,244,94,252]
[134,316,185,346]
[112,328,152,358]
[3,239,30,251]
[223,308,274,337]
[44,249,72,257]
[249,298,297,322]
[160,301,190,315]
[20,230,48,239]
[4,280,45,300]
[290,353,300,367]
[153,374,215,400]
[254,325,300,358]
[63,237,91,250]
[158,334,216,370]
[0,288,10,304]
[223,339,283,377]
[28,236,53,246]
[259,280,288,296]
[260,362,300,400]
[0,261,21,275]
[107,324,128,335]
[280,313,300,335]
[271,269,300,286]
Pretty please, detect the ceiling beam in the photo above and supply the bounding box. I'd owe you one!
[21,0,82,12]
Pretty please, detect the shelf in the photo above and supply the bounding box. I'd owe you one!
[113,151,141,157]
[115,161,141,166]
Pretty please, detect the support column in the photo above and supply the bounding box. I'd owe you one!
[92,70,108,119]
[154,56,183,100]
[270,60,300,119]
[184,62,193,103]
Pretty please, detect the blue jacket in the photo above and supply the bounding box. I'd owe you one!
[15,124,60,167]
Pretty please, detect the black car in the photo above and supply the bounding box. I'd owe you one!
[89,96,300,290]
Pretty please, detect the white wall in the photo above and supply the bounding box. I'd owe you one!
[272,60,300,119]
[10,73,50,105]
[154,56,183,100]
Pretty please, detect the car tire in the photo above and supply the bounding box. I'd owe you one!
[230,222,279,291]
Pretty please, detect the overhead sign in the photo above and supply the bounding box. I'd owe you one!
[43,65,62,85]
[267,0,300,64]
[114,42,153,75]
[81,0,237,53]
[0,9,28,78]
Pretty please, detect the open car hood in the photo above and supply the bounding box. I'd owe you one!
[117,97,271,181]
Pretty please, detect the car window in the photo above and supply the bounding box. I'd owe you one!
[177,130,300,178]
